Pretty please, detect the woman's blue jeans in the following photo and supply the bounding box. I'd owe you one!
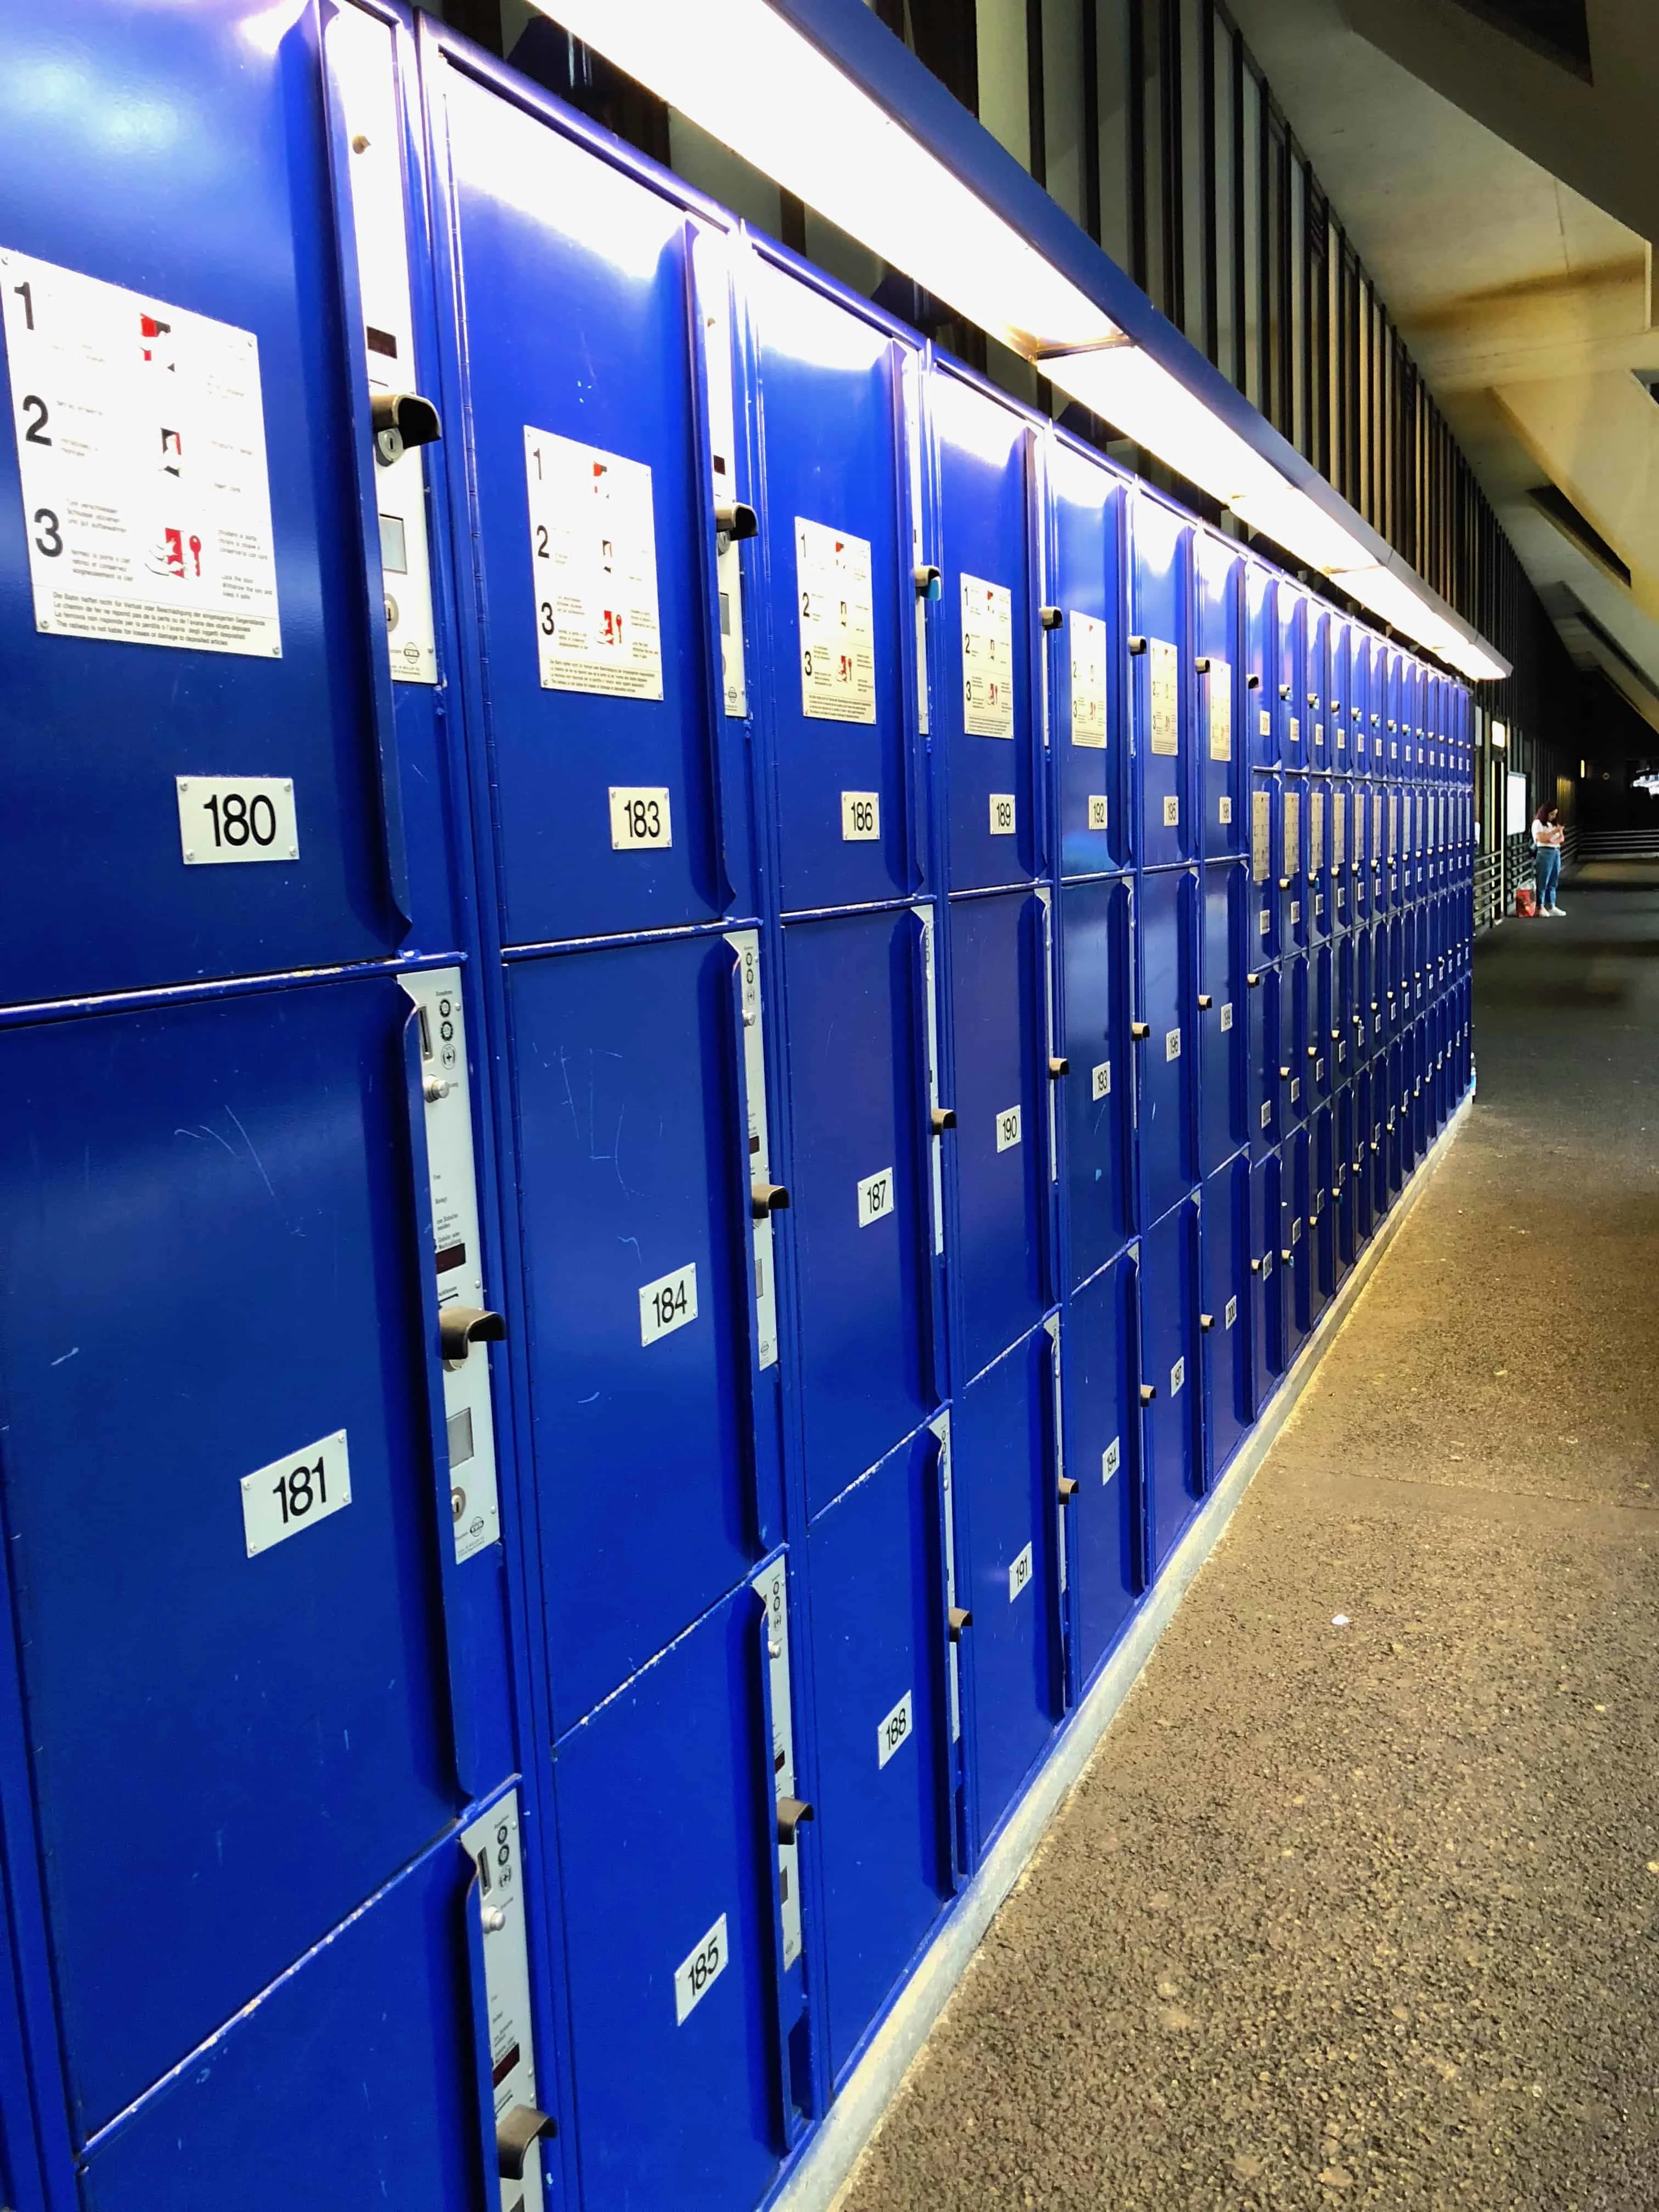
[1536,846,1561,909]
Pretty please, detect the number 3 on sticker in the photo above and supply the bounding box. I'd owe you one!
[610,786,672,850]
[639,1262,698,1346]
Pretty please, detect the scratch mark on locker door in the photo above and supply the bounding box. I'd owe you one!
[225,1106,276,1200]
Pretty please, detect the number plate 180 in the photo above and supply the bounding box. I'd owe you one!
[177,776,298,865]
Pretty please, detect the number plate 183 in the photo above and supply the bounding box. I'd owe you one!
[241,1429,351,1559]
[177,776,298,865]
[609,785,672,849]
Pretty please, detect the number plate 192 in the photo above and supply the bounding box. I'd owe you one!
[241,1429,351,1558]
[609,785,672,849]
[639,1262,698,1347]
[178,776,298,865]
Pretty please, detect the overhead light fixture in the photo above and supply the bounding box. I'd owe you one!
[541,0,1509,681]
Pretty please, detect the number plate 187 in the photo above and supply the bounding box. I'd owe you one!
[241,1429,351,1558]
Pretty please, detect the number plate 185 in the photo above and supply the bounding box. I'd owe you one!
[241,1429,351,1558]
[177,776,298,865]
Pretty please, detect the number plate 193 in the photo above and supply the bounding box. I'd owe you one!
[241,1429,351,1559]
[609,785,672,849]
[177,776,298,865]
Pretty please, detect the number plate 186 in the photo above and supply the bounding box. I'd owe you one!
[241,1429,351,1558]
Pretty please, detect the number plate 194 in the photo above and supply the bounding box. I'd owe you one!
[241,1429,351,1559]
[177,776,298,865]
[609,785,672,849]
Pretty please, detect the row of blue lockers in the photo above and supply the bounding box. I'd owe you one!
[0,6,1477,2212]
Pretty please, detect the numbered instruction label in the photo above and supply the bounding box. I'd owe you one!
[177,776,296,865]
[1148,637,1180,754]
[1069,610,1107,748]
[674,1913,728,2026]
[961,573,1013,738]
[2,249,281,657]
[639,1262,698,1347]
[526,427,663,699]
[796,517,875,722]
[241,1429,351,1559]
[995,1103,1022,1153]
[877,1689,915,1769]
[857,1167,895,1228]
[1207,657,1232,760]
[609,785,672,850]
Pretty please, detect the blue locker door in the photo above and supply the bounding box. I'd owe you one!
[748,253,919,911]
[1129,492,1193,867]
[1283,952,1310,1132]
[1311,942,1334,1103]
[1245,561,1277,769]
[1195,531,1243,860]
[554,1576,793,2212]
[80,1825,501,2212]
[1199,860,1248,1173]
[1140,1198,1201,1572]
[1329,618,1352,777]
[947,890,1046,1380]
[1306,605,1329,773]
[1048,436,1126,877]
[932,366,1038,890]
[0,2,421,1005]
[1355,924,1376,1066]
[1385,1039,1405,1197]
[1249,960,1280,1159]
[1330,778,1351,935]
[431,61,743,945]
[1334,1084,1357,1278]
[1059,875,1135,1286]
[1309,778,1331,942]
[958,1327,1059,1844]
[1336,931,1357,1088]
[0,977,460,2132]
[808,1426,952,2082]
[1353,1066,1376,1244]
[1133,866,1199,1224]
[1370,1058,1391,1221]
[1312,1105,1337,1312]
[1250,1148,1286,1397]
[1063,1252,1141,1684]
[785,908,935,1520]
[1250,770,1282,962]
[509,933,769,1726]
[1200,1154,1251,1485]
[1278,589,1307,774]
[1285,1125,1312,1356]
[1282,776,1308,952]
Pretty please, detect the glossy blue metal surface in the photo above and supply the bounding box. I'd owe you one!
[1244,561,1277,770]
[1200,1153,1252,1483]
[1277,587,1306,776]
[1062,1251,1141,1681]
[1058,874,1134,1287]
[1139,1197,1201,1573]
[1250,1147,1286,1396]
[1128,490,1192,869]
[1195,531,1244,862]
[1199,860,1248,1174]
[1133,866,1199,1224]
[1249,769,1280,963]
[1249,957,1282,1160]
[1047,432,1127,877]
[1282,773,1308,955]
[1282,951,1310,1134]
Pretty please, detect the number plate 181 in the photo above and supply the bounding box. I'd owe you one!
[241,1429,351,1558]
[177,776,298,865]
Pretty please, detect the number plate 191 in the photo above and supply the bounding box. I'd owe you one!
[241,1429,351,1558]
[177,776,298,865]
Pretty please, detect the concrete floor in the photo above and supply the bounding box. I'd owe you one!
[840,863,1659,2212]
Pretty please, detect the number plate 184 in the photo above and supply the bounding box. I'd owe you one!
[241,1429,351,1559]
[177,776,298,865]
[639,1261,698,1347]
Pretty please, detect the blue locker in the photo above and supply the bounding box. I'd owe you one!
[1365,1059,1389,1226]
[1132,866,1199,1224]
[957,1325,1060,1845]
[1277,586,1307,774]
[1199,859,1249,1173]
[1328,617,1353,777]
[946,889,1048,1381]
[1200,1152,1252,1484]
[1244,560,1276,768]
[1047,433,1127,876]
[1308,776,1332,941]
[932,364,1039,890]
[783,907,937,1521]
[508,932,776,1725]
[1282,951,1310,1132]
[1282,774,1308,952]
[1284,1125,1313,1357]
[1248,958,1281,1158]
[1063,1251,1141,1685]
[806,1425,952,2082]
[1195,530,1244,860]
[0,976,468,2131]
[429,57,749,945]
[1140,1198,1202,1571]
[1058,874,1135,1286]
[554,1572,800,2212]
[1335,929,1358,1087]
[1355,922,1377,1065]
[1349,630,1372,772]
[748,250,921,911]
[1311,941,1334,1103]
[1250,1148,1286,1396]
[1305,602,1329,774]
[1249,770,1282,961]
[1334,1084,1358,1279]
[0,0,437,1006]
[1384,1040,1405,1199]
[1128,490,1193,867]
[1312,1105,1338,1315]
[1330,775,1352,934]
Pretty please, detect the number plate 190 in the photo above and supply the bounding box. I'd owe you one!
[177,776,298,865]
[241,1429,351,1558]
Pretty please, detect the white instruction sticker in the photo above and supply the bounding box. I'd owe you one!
[1207,657,1232,760]
[1289,715,1301,751]
[674,1914,728,2026]
[1259,708,1272,737]
[1148,637,1179,754]
[796,517,875,723]
[1088,793,1109,831]
[1008,1542,1034,1601]
[995,1104,1022,1153]
[639,1262,698,1346]
[526,427,662,699]
[1091,1060,1111,1101]
[876,1690,914,1770]
[1251,790,1271,882]
[840,790,880,842]
[176,776,296,865]
[1310,788,1325,871]
[961,573,1014,738]
[989,792,1016,836]
[856,1167,895,1228]
[2,250,281,657]
[241,1429,351,1559]
[1284,786,1301,869]
[1069,610,1107,747]
[609,786,672,849]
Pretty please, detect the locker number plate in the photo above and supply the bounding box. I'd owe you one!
[610,786,672,849]
[1220,1003,1234,1031]
[857,1167,895,1228]
[241,1429,351,1559]
[1008,1542,1034,1601]
[989,793,1016,836]
[1165,1028,1181,1061]
[876,1689,914,1769]
[1161,795,1179,828]
[1102,1437,1120,1481]
[995,1104,1022,1152]
[674,1913,728,2025]
[1218,796,1232,824]
[1087,794,1109,831]
[639,1261,698,1346]
[1224,1295,1238,1328]
[841,790,880,842]
[1091,1060,1110,1101]
[1170,1357,1185,1395]
[177,777,297,865]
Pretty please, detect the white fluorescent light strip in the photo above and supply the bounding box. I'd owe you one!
[544,0,1503,679]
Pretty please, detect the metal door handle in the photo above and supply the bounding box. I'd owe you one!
[1199,1312,1214,1331]
[1246,973,1261,988]
[1195,654,1211,673]
[1131,1022,1150,1040]
[1246,672,1261,690]
[913,563,943,601]
[1250,1256,1262,1273]
[439,1306,506,1363]
[1058,1475,1079,1502]
[776,1797,814,1843]
[1128,634,1148,654]
[947,1606,973,1640]
[1048,1056,1070,1077]
[1040,605,1064,630]
[1139,1383,1156,1404]
[1197,994,1212,1010]
[1278,1065,1290,1079]
[371,390,442,465]
[932,1105,957,1133]
[498,2107,557,2181]
[714,501,759,551]
[752,1181,790,1218]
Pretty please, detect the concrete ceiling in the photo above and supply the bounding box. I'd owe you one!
[1226,0,1659,719]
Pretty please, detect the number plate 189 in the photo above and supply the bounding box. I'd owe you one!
[177,776,298,865]
[241,1429,351,1558]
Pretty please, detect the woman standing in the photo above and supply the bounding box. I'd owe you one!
[1532,802,1566,915]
